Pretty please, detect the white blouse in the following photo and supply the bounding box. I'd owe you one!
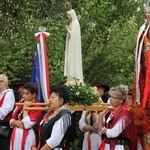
[46,113,71,149]
[0,89,15,120]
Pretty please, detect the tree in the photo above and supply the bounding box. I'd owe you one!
[0,0,146,88]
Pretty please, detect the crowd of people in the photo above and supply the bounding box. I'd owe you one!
[78,82,144,150]
[0,74,73,150]
[0,72,144,150]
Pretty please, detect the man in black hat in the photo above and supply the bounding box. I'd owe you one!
[91,80,110,103]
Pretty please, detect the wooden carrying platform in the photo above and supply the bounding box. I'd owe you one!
[18,102,147,126]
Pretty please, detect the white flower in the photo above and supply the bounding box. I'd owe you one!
[76,92,80,95]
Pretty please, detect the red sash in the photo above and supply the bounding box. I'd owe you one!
[87,132,91,150]
[98,138,106,150]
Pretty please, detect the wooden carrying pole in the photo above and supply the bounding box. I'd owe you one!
[15,102,50,107]
[15,102,109,111]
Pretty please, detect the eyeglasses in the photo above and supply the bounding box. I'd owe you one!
[109,96,121,99]
[0,80,4,82]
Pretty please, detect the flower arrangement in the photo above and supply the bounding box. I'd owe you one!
[66,84,101,105]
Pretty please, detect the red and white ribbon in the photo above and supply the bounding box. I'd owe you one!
[35,31,50,102]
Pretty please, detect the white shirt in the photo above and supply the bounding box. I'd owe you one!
[104,114,143,150]
[46,113,71,149]
[0,89,15,120]
[79,111,102,150]
[10,116,37,150]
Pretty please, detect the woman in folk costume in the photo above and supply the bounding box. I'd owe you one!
[0,74,15,150]
[98,85,143,150]
[10,82,43,150]
[79,111,102,150]
[78,81,110,150]
[64,2,83,84]
[34,85,72,150]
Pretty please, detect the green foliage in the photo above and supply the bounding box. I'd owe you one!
[82,0,144,86]
[101,16,138,88]
[70,138,82,150]
[0,0,147,149]
[0,0,146,88]
[67,84,100,105]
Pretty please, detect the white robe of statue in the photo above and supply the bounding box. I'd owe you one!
[64,9,83,84]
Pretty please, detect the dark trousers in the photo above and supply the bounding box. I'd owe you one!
[0,136,10,150]
[0,122,11,150]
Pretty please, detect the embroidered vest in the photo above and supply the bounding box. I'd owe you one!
[103,108,137,150]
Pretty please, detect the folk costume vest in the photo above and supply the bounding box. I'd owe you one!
[41,109,71,148]
[99,106,138,150]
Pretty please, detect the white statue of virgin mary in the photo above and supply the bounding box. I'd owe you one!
[64,3,83,85]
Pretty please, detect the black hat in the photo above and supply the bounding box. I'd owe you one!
[91,80,110,92]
